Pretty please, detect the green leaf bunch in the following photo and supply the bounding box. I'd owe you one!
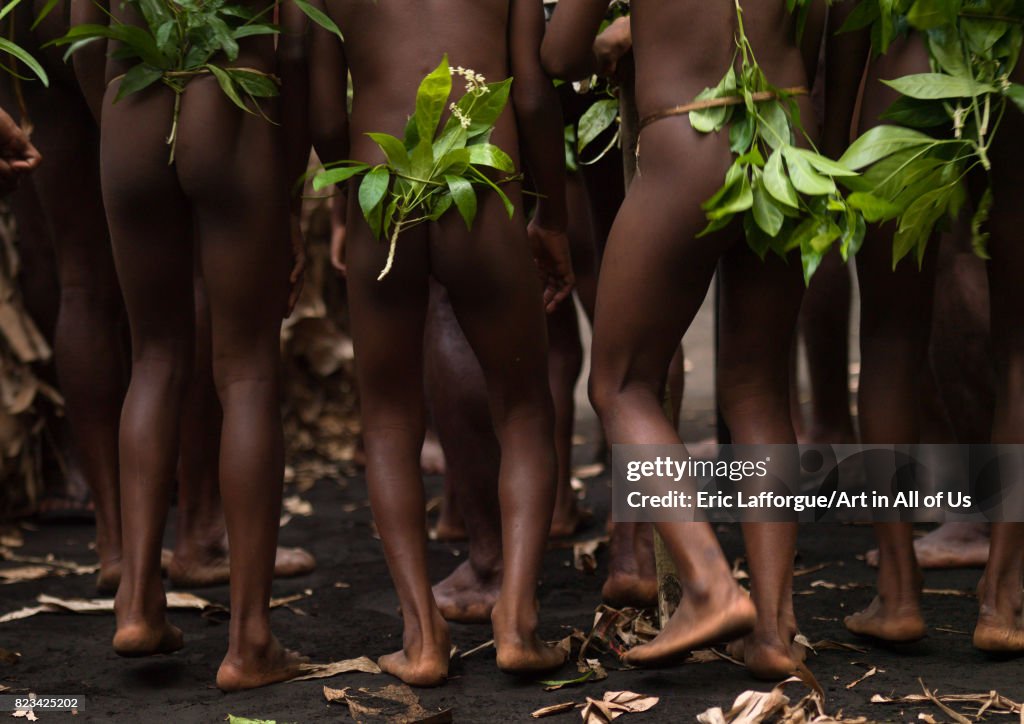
[692,0,864,284]
[840,0,1024,262]
[51,0,342,161]
[313,55,518,281]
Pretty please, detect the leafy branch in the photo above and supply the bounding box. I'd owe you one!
[50,0,342,162]
[839,0,1024,263]
[690,0,865,283]
[313,55,519,281]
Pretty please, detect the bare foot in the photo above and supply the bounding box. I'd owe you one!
[973,576,1024,655]
[844,596,927,643]
[96,558,122,595]
[378,610,450,687]
[491,603,566,675]
[867,523,989,569]
[216,637,309,691]
[622,583,756,667]
[602,524,657,608]
[727,631,807,680]
[168,546,316,588]
[113,620,184,657]
[420,432,446,475]
[973,615,1024,654]
[432,561,501,623]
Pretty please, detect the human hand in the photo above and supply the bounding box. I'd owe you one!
[593,17,632,80]
[528,218,574,313]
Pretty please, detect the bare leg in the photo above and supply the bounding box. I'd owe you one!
[426,282,503,624]
[173,79,307,690]
[102,84,191,658]
[844,231,933,643]
[717,245,805,680]
[432,194,565,674]
[973,120,1024,653]
[347,211,449,687]
[169,271,315,589]
[17,78,124,593]
[588,117,756,666]
[796,250,856,444]
[843,39,933,645]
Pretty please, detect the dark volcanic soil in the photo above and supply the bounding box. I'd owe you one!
[0,456,1021,723]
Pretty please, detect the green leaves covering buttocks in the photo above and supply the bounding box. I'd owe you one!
[51,0,347,160]
[835,0,1024,265]
[313,55,520,280]
[689,0,864,283]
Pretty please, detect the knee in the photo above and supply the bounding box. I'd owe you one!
[210,349,279,400]
[588,361,631,423]
[131,340,193,396]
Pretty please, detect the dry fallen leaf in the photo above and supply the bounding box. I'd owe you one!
[922,588,973,597]
[1,592,217,623]
[573,463,605,480]
[844,665,881,690]
[532,702,577,719]
[792,563,831,577]
[0,648,18,665]
[871,683,1022,721]
[290,656,382,682]
[581,691,658,723]
[697,677,821,724]
[323,685,348,703]
[282,495,313,517]
[11,710,39,721]
[328,683,452,723]
[0,566,52,583]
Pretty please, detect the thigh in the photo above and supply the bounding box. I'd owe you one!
[176,80,292,365]
[101,85,195,348]
[591,119,735,392]
[345,192,431,426]
[717,245,805,441]
[428,188,551,408]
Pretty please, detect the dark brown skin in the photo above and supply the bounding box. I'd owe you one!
[3,0,124,592]
[827,26,935,645]
[309,0,573,686]
[832,10,1024,653]
[545,0,818,679]
[11,0,312,596]
[84,0,309,690]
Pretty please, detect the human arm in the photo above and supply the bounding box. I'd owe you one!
[279,0,315,313]
[539,0,608,81]
[510,0,573,311]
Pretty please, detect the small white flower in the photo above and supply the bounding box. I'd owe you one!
[449,102,472,129]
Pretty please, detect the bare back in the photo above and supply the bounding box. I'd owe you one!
[630,0,804,120]
[327,0,519,162]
